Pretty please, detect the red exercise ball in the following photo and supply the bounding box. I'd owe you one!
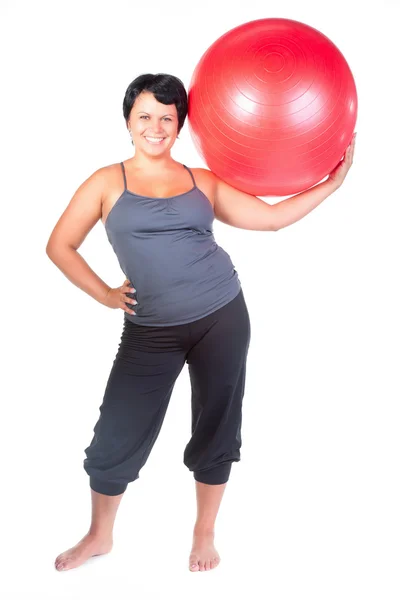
[188,18,358,196]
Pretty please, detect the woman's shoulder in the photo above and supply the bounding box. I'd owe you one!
[88,162,121,183]
[190,167,219,190]
[94,162,124,190]
[191,166,211,176]
[191,167,219,183]
[190,166,216,185]
[100,161,123,175]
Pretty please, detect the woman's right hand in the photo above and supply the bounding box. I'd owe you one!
[104,278,137,315]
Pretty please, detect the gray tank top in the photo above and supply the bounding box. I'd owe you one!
[104,162,241,326]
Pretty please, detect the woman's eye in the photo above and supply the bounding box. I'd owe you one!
[139,116,172,121]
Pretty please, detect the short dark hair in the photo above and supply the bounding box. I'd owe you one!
[122,73,188,135]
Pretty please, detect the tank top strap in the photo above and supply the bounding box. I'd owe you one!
[120,162,127,191]
[183,164,197,188]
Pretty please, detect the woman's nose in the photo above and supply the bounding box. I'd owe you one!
[150,120,164,132]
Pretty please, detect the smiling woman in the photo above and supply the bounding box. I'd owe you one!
[129,95,178,150]
[123,73,186,150]
[48,72,251,575]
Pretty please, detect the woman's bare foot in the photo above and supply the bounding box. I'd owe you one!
[189,530,221,572]
[55,533,113,571]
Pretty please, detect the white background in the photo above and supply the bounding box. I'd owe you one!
[1,0,399,598]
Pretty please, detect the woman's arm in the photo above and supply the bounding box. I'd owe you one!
[46,167,111,305]
[266,179,339,231]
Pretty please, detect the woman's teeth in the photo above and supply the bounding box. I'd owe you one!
[145,137,165,144]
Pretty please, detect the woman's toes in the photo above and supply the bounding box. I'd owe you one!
[205,560,211,570]
[189,557,199,571]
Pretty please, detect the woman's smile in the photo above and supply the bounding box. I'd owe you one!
[144,136,166,144]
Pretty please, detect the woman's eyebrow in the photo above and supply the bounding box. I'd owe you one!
[137,111,175,117]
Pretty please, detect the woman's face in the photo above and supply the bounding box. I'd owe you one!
[128,91,179,154]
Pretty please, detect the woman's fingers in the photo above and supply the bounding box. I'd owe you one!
[120,279,137,313]
[344,134,355,167]
[349,133,356,159]
[120,288,136,314]
[121,301,136,314]
[121,283,136,300]
[123,293,136,304]
[123,280,135,292]
[123,279,134,290]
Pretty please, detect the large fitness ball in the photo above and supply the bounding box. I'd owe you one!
[188,18,358,196]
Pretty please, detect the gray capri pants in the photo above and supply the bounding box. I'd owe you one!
[83,288,251,495]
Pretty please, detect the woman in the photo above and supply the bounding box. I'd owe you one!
[47,73,356,573]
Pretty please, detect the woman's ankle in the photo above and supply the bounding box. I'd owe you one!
[87,529,113,542]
